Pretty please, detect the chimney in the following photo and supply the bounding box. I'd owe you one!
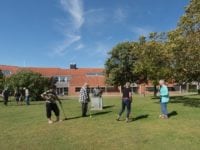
[70,63,77,69]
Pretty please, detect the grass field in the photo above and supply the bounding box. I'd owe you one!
[0,95,199,150]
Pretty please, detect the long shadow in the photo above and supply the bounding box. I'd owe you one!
[169,96,200,108]
[168,111,178,118]
[103,105,115,109]
[91,111,112,116]
[132,114,149,122]
[65,116,82,121]
[152,95,200,108]
[64,111,112,121]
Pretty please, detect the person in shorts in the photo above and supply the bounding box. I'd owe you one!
[41,87,62,124]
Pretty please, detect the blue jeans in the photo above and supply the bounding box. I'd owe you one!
[160,102,168,115]
[25,96,30,105]
[119,99,131,118]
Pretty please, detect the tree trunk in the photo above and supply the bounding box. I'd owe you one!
[153,84,157,97]
[197,82,200,94]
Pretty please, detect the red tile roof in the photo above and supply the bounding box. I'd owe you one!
[0,65,106,87]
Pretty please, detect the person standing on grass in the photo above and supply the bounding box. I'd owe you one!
[41,86,62,124]
[79,83,90,117]
[159,80,169,119]
[117,82,132,122]
[14,88,20,105]
[2,88,9,106]
[19,87,25,105]
[24,87,30,105]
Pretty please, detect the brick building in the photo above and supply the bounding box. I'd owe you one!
[1,64,193,95]
[0,64,119,95]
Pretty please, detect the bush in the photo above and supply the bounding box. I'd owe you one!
[5,70,50,100]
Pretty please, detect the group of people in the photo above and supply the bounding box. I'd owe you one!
[41,80,169,124]
[117,80,169,122]
[14,87,30,105]
[41,83,92,124]
[1,87,30,106]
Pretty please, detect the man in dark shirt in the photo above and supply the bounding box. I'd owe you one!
[2,88,9,106]
[117,82,132,122]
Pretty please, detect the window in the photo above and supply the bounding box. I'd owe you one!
[2,70,12,76]
[75,87,81,92]
[59,76,66,82]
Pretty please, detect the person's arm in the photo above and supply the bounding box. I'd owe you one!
[41,91,48,99]
[129,89,132,102]
[79,88,84,103]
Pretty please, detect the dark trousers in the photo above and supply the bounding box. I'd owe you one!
[46,103,60,118]
[3,97,8,106]
[81,103,88,117]
[119,99,131,118]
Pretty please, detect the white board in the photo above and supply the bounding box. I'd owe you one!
[91,97,103,110]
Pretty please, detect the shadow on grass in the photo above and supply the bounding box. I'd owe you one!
[131,114,149,122]
[152,95,200,108]
[168,111,178,118]
[92,111,112,116]
[65,116,82,121]
[103,105,115,109]
[169,96,200,108]
[64,111,112,121]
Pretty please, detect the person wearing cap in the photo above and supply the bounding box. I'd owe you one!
[159,80,169,119]
[79,83,90,117]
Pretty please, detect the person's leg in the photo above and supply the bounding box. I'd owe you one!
[83,103,88,117]
[26,96,30,105]
[160,103,168,119]
[46,103,53,124]
[163,103,168,118]
[81,103,85,117]
[117,100,125,120]
[84,103,88,116]
[52,103,60,121]
[4,97,8,106]
[126,100,131,121]
[16,98,19,105]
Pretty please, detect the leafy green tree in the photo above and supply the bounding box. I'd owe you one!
[105,42,138,87]
[168,0,200,93]
[6,70,50,100]
[133,33,172,96]
[0,70,5,92]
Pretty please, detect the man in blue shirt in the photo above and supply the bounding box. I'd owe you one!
[159,80,169,119]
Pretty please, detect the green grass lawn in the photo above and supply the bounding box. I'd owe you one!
[0,95,199,150]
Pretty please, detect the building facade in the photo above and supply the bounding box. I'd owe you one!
[1,65,197,95]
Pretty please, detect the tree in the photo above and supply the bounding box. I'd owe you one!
[133,32,172,96]
[168,0,200,93]
[6,70,50,100]
[105,42,138,87]
[0,70,5,91]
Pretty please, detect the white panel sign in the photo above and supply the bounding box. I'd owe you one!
[91,97,103,110]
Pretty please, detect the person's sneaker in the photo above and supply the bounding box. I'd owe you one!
[126,118,130,123]
[55,119,63,122]
[163,115,168,119]
[159,114,164,118]
[48,120,53,124]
